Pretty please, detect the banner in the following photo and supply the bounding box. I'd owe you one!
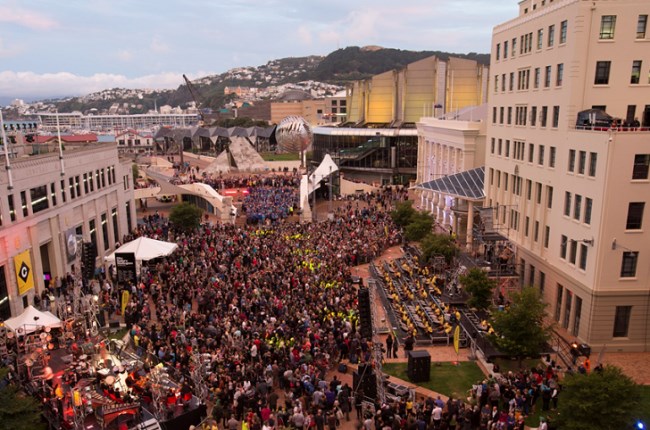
[65,228,78,263]
[115,252,137,286]
[121,290,130,316]
[453,325,460,354]
[14,250,34,295]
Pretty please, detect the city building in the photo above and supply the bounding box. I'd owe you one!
[414,106,488,248]
[0,144,136,319]
[485,0,650,351]
[115,129,154,155]
[313,55,489,185]
[37,112,200,132]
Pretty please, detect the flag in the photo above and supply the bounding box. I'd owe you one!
[121,290,130,316]
[453,325,460,354]
[14,250,34,295]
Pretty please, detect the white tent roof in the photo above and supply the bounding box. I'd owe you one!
[299,154,339,209]
[104,237,178,263]
[5,305,62,334]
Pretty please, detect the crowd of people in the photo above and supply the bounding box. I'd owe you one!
[241,186,299,224]
[102,182,405,427]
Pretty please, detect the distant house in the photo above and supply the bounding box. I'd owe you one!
[33,133,99,153]
[115,129,153,154]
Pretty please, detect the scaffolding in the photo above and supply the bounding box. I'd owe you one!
[367,279,386,405]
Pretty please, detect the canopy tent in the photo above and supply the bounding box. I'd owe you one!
[299,154,339,209]
[5,305,62,335]
[104,237,178,263]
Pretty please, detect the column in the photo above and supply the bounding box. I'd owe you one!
[466,201,474,251]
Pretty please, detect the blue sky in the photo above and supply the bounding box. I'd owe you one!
[0,0,515,102]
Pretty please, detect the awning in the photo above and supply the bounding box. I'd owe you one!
[414,167,485,201]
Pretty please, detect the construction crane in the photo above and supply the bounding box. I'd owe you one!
[182,74,205,126]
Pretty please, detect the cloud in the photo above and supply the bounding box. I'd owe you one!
[0,70,217,100]
[296,25,313,46]
[0,5,59,30]
[116,49,134,61]
[150,35,169,53]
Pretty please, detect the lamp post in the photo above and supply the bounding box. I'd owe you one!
[328,165,333,216]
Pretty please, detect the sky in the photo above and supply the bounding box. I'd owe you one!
[0,0,516,103]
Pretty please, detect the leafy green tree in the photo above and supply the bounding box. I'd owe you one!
[554,365,642,430]
[420,233,458,265]
[390,201,417,227]
[489,287,551,364]
[132,163,140,182]
[0,368,46,429]
[404,211,434,241]
[169,202,203,232]
[459,268,496,311]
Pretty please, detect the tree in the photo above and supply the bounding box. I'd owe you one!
[0,368,46,429]
[420,233,458,265]
[554,365,642,430]
[390,201,417,227]
[404,211,434,242]
[459,268,496,311]
[132,163,140,182]
[489,287,551,363]
[169,202,203,232]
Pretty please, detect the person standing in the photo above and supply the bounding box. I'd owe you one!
[385,334,393,359]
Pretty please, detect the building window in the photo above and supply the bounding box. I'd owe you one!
[112,208,119,244]
[626,202,645,230]
[552,106,560,128]
[528,144,534,163]
[564,192,572,216]
[526,179,532,200]
[556,63,564,86]
[512,37,517,56]
[494,76,499,93]
[573,296,582,335]
[69,177,76,199]
[540,271,546,295]
[536,182,542,204]
[504,40,508,58]
[544,226,550,248]
[578,151,586,174]
[501,73,506,91]
[496,43,501,60]
[529,264,536,285]
[8,195,15,222]
[584,198,593,225]
[537,28,543,49]
[89,219,98,255]
[563,290,572,328]
[548,24,555,46]
[574,195,582,220]
[490,138,495,154]
[638,15,648,39]
[83,173,89,194]
[547,186,554,209]
[492,107,497,123]
[20,191,27,217]
[60,179,66,203]
[531,106,537,126]
[632,154,650,179]
[631,60,642,84]
[509,72,515,91]
[550,146,556,167]
[505,140,510,157]
[620,252,638,277]
[29,185,48,214]
[544,66,552,87]
[525,216,530,236]
[101,213,109,251]
[560,20,568,44]
[600,15,616,39]
[595,61,611,85]
[75,176,81,197]
[560,235,568,259]
[538,145,545,165]
[589,152,597,176]
[555,284,563,322]
[534,221,540,242]
[613,306,632,337]
[534,67,541,88]
[568,149,576,172]
[498,139,502,155]
[541,106,548,127]
[579,244,588,270]
[569,240,578,264]
[50,183,57,207]
[500,107,505,124]
[507,106,512,124]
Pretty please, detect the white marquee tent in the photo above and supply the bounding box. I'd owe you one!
[5,305,62,335]
[104,237,178,263]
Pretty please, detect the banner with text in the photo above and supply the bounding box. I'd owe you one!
[115,252,137,286]
[14,250,34,296]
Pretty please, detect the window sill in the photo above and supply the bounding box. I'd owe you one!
[617,277,637,281]
[623,229,643,234]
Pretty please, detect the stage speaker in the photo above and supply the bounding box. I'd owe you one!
[353,364,377,401]
[358,288,372,339]
[108,321,122,330]
[407,350,431,383]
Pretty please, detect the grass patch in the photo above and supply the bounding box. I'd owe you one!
[382,362,485,399]
[491,357,543,374]
[108,327,129,340]
[260,152,300,161]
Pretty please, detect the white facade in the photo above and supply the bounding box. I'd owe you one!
[416,117,487,246]
[0,145,136,319]
[486,0,650,351]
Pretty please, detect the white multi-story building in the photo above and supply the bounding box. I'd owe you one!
[37,112,199,132]
[0,144,136,319]
[485,0,650,351]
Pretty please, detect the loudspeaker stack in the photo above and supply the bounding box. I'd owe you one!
[358,287,372,340]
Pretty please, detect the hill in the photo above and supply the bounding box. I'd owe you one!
[50,46,490,114]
